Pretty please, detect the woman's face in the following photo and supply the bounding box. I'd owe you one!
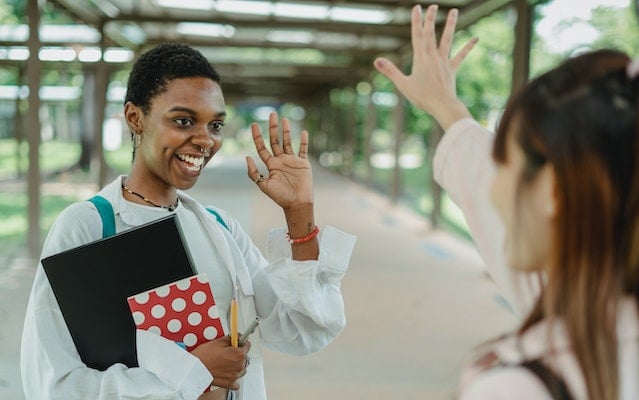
[131,77,226,191]
[490,124,556,272]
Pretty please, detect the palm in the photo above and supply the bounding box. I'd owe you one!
[373,4,477,127]
[246,112,314,209]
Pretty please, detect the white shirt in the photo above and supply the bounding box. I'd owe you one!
[21,176,356,400]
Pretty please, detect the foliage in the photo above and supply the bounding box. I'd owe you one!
[2,0,74,23]
[0,0,17,23]
[589,4,639,56]
[455,9,515,125]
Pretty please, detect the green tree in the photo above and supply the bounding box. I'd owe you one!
[0,0,18,23]
[455,9,515,126]
[590,4,639,56]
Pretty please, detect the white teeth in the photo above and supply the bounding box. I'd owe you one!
[177,154,204,169]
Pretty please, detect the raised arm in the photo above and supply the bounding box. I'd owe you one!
[373,4,541,315]
[245,112,318,261]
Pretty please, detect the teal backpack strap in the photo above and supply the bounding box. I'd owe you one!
[88,195,116,238]
[206,207,229,231]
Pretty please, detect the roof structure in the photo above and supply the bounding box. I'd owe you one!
[46,0,515,103]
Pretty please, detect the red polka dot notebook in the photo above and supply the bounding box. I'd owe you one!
[127,273,225,352]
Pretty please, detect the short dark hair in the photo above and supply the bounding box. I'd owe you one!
[124,43,221,113]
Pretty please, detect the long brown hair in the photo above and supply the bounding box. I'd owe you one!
[493,49,639,400]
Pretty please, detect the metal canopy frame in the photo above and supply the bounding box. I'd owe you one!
[46,0,515,103]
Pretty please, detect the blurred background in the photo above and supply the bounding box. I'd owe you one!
[1,0,638,399]
[1,0,637,260]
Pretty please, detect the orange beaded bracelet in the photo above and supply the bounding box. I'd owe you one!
[286,226,320,244]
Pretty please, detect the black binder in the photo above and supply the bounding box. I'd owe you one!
[41,214,195,371]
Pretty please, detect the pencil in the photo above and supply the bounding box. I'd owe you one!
[230,298,238,347]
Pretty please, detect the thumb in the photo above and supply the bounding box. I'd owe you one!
[373,57,406,87]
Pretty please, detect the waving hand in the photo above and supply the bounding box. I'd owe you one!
[246,112,313,210]
[373,4,477,130]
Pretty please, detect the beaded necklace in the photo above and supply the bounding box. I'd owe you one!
[121,183,179,212]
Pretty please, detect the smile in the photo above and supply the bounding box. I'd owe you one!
[177,154,205,172]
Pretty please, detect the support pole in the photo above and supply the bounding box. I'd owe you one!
[511,0,533,94]
[26,0,42,258]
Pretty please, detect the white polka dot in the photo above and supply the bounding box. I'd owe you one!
[188,312,202,326]
[134,292,149,304]
[183,333,197,347]
[172,298,186,312]
[156,285,170,298]
[197,274,208,284]
[132,311,145,325]
[208,306,220,319]
[167,319,182,333]
[177,278,192,291]
[151,304,166,319]
[192,291,207,305]
[148,326,161,336]
[203,326,219,340]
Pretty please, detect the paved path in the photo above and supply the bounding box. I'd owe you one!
[0,155,518,399]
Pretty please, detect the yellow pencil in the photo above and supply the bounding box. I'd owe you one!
[230,298,238,347]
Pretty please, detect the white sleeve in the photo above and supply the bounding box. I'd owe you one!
[433,118,540,316]
[222,213,356,356]
[20,202,212,400]
[458,367,554,400]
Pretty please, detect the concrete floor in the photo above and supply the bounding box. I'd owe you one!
[0,155,518,399]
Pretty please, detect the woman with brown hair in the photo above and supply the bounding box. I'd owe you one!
[375,4,639,399]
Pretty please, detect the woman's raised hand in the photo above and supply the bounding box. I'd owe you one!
[373,4,477,130]
[246,112,314,210]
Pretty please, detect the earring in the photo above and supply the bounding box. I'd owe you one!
[133,131,142,148]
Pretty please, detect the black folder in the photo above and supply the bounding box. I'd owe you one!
[41,214,195,371]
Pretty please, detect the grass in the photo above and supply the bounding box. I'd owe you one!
[0,139,82,180]
[0,191,81,257]
[0,138,131,258]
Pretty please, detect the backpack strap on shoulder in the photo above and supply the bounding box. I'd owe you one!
[88,195,116,238]
[88,197,227,237]
[206,207,230,231]
[520,360,573,400]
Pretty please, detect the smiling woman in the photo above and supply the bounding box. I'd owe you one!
[124,76,226,198]
[20,43,356,400]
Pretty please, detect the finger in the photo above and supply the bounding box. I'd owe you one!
[251,122,272,163]
[410,5,424,54]
[298,130,309,159]
[268,112,284,156]
[281,117,294,154]
[373,57,407,89]
[423,4,438,53]
[439,8,458,58]
[450,37,479,70]
[246,156,267,186]
[245,156,258,181]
